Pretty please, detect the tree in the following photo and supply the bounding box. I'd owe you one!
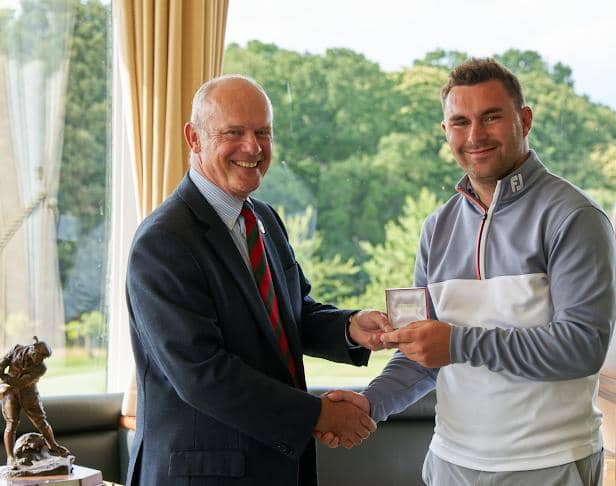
[64,310,106,357]
[340,189,441,310]
[316,132,458,262]
[280,206,359,305]
[223,41,400,190]
[57,0,109,304]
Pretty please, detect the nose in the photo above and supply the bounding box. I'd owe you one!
[242,132,262,156]
[468,120,487,145]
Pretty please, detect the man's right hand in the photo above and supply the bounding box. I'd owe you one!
[325,389,371,414]
[314,393,375,449]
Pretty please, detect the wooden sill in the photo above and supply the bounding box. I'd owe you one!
[119,414,136,431]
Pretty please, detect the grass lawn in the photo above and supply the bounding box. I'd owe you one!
[38,347,107,396]
[35,346,397,395]
[304,348,395,388]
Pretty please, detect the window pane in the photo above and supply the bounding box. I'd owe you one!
[223,1,616,386]
[0,0,111,395]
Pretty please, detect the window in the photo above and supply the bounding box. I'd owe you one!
[223,0,616,386]
[0,0,111,394]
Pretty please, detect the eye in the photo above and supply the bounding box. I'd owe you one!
[484,114,502,123]
[225,129,243,137]
[256,129,272,138]
[450,119,469,127]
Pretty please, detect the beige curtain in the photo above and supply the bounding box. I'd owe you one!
[115,0,229,417]
[118,0,229,218]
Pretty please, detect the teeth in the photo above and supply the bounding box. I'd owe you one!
[232,160,259,168]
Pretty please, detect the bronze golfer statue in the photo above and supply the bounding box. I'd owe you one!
[0,336,72,474]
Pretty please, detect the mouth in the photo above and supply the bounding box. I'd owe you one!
[231,160,260,169]
[465,146,497,157]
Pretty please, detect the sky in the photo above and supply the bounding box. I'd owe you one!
[226,0,616,111]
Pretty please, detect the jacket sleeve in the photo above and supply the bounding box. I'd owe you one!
[451,206,616,380]
[127,225,321,461]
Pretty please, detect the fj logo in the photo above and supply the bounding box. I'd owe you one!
[510,174,524,193]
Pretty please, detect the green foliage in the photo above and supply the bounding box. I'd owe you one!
[64,310,107,356]
[339,189,441,310]
[254,161,316,215]
[223,41,399,189]
[315,132,458,262]
[280,206,359,304]
[0,0,74,73]
[413,49,468,70]
[57,0,109,295]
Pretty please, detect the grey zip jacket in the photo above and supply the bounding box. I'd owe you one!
[364,150,616,471]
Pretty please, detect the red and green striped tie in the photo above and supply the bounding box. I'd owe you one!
[241,204,297,383]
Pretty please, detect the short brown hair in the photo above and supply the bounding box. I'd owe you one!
[441,58,525,109]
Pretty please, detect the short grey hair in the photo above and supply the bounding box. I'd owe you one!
[190,74,272,130]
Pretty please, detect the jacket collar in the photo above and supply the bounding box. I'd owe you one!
[456,150,547,210]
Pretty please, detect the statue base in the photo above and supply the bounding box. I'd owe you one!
[2,455,73,478]
[0,465,103,485]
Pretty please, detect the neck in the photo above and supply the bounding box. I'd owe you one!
[472,181,496,208]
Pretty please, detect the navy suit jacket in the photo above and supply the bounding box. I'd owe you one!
[125,174,369,485]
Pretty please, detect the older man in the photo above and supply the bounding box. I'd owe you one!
[125,75,390,486]
[325,58,616,486]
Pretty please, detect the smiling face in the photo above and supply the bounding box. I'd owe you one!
[442,79,532,200]
[185,78,273,200]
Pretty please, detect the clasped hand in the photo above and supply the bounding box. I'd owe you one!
[313,392,374,449]
[380,319,452,368]
[348,310,392,351]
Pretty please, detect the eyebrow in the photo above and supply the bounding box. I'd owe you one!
[221,125,272,132]
[447,107,504,122]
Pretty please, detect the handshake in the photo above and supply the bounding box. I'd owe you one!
[316,308,454,449]
[313,390,373,449]
[310,308,454,449]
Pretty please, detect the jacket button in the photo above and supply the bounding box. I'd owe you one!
[273,441,293,455]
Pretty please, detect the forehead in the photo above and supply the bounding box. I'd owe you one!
[207,82,272,128]
[444,79,515,117]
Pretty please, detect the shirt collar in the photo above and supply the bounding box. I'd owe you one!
[189,168,245,230]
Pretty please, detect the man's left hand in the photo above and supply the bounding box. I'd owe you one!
[349,310,393,351]
[380,320,452,367]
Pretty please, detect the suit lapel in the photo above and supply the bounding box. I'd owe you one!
[176,175,297,379]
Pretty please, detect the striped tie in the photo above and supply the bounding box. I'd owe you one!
[241,203,297,383]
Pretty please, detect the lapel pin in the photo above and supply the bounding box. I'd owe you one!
[257,219,266,235]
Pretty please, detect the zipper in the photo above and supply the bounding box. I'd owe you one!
[457,180,502,280]
[476,181,502,279]
[475,212,488,279]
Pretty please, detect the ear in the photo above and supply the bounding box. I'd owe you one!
[441,120,451,141]
[184,122,201,153]
[520,106,533,137]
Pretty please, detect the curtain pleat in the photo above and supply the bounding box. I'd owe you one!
[118,0,228,219]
